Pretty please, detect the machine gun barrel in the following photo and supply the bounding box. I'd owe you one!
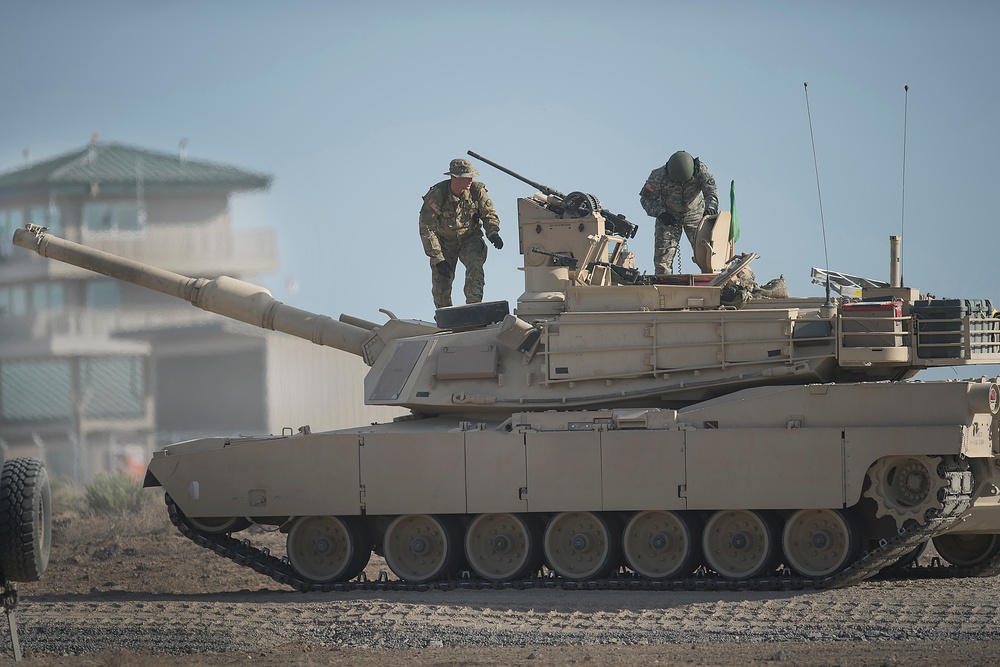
[12,226,370,358]
[467,151,564,198]
[469,150,637,239]
[530,248,578,268]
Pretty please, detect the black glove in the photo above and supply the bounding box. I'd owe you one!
[655,213,674,226]
[435,260,453,279]
[488,233,503,250]
[704,207,718,217]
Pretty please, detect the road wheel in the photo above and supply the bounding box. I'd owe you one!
[932,533,1000,567]
[465,513,540,581]
[383,514,460,583]
[622,510,701,579]
[286,516,370,583]
[703,510,780,580]
[782,509,860,578]
[543,511,620,581]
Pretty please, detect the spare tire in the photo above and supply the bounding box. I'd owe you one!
[0,458,51,582]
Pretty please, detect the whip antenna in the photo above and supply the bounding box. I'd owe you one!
[899,84,909,286]
[803,82,832,305]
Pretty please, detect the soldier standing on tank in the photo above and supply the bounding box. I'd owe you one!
[419,158,503,309]
[640,150,719,275]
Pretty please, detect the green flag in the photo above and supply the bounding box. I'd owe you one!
[729,180,740,245]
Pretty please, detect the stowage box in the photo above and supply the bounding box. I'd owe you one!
[913,298,995,358]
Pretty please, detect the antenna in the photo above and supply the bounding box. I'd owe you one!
[803,82,832,307]
[897,84,909,287]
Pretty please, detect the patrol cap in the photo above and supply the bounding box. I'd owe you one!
[445,158,479,178]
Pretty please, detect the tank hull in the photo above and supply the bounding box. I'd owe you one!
[147,380,1000,587]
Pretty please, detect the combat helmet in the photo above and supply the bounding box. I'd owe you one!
[666,151,694,183]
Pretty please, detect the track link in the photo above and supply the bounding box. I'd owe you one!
[164,461,977,593]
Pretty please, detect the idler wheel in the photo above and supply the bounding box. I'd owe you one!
[932,533,1000,567]
[464,513,541,581]
[286,515,370,583]
[622,510,702,579]
[383,514,460,583]
[542,511,620,581]
[183,515,251,535]
[781,509,860,578]
[702,510,780,580]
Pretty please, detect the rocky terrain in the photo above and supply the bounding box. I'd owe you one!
[3,492,1000,666]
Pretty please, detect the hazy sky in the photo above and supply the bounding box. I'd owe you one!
[3,1,998,377]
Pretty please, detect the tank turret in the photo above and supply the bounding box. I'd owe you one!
[11,161,1000,593]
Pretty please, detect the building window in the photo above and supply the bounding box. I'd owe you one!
[32,282,65,311]
[80,357,145,419]
[28,204,63,234]
[0,205,62,241]
[0,359,72,422]
[0,286,27,317]
[83,201,141,233]
[86,280,120,309]
[0,356,146,424]
[0,209,23,261]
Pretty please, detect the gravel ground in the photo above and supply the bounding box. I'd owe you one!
[3,497,1000,666]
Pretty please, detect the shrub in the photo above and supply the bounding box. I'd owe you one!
[84,472,153,515]
[49,475,86,514]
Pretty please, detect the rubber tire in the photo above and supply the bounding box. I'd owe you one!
[0,458,52,582]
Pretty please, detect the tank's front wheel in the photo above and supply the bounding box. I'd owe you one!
[703,510,780,580]
[782,508,859,578]
[622,510,701,579]
[383,514,460,583]
[286,516,370,583]
[465,513,540,581]
[543,511,620,580]
[932,533,1000,567]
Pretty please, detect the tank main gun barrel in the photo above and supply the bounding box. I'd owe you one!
[12,226,370,358]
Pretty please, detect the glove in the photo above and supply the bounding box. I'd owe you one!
[655,213,674,226]
[704,207,718,217]
[435,260,453,279]
[488,233,504,250]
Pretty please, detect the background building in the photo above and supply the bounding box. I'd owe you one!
[0,138,401,482]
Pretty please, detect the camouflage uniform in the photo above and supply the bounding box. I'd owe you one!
[640,157,718,275]
[419,162,501,309]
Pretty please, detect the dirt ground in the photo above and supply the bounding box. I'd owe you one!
[4,493,1000,666]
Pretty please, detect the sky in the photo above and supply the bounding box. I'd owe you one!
[2,0,999,379]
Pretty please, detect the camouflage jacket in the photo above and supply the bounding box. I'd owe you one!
[639,158,719,219]
[419,180,500,263]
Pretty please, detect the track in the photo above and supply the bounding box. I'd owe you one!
[164,461,989,593]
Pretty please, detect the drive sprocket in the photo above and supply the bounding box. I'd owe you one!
[863,455,948,529]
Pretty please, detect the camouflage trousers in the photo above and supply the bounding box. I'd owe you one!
[653,207,703,275]
[431,236,488,309]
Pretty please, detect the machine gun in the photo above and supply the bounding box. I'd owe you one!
[587,261,641,285]
[530,247,578,268]
[468,151,638,239]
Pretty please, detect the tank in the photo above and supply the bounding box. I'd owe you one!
[11,157,1000,592]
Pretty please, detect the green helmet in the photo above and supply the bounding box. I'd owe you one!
[666,151,694,183]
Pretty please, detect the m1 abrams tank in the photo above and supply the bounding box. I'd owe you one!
[11,155,1000,592]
